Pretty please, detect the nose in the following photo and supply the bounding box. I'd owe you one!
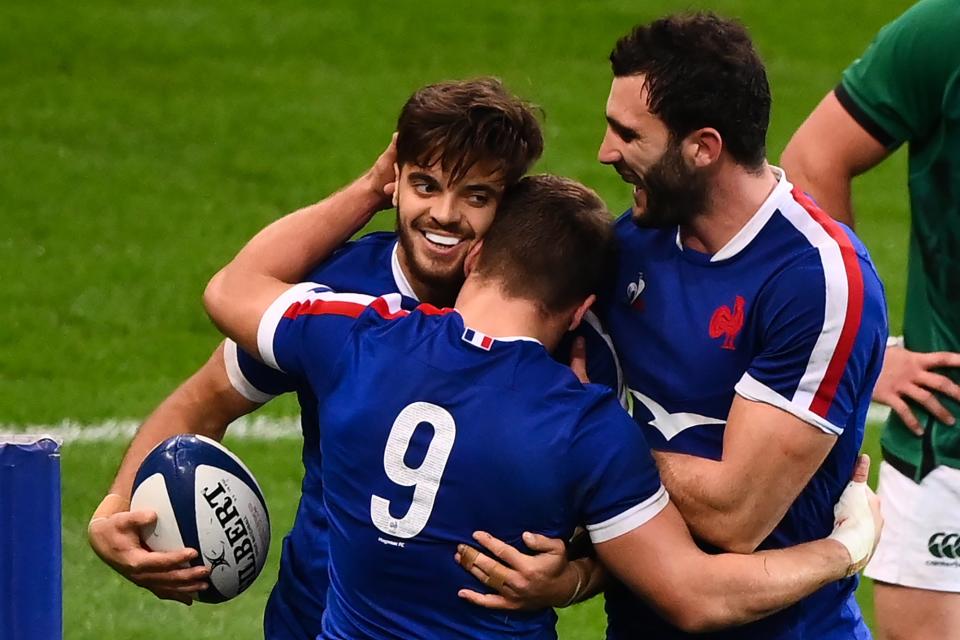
[430,192,460,226]
[597,128,622,165]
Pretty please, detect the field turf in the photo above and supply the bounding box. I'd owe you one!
[4,1,915,637]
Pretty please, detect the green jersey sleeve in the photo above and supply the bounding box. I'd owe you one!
[838,0,960,148]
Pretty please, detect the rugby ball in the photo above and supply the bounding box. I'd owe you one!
[131,434,271,603]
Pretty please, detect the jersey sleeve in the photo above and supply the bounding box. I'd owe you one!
[735,248,888,436]
[837,0,960,148]
[257,283,384,377]
[223,339,297,403]
[568,394,668,544]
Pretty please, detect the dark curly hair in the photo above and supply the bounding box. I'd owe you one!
[610,13,771,170]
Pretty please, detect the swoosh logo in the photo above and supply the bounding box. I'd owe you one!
[630,389,725,440]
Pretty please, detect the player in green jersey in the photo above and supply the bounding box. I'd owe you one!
[782,1,960,637]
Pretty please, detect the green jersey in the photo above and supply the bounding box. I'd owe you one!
[838,0,960,478]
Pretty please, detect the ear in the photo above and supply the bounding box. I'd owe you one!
[392,162,400,207]
[683,127,723,169]
[567,294,597,331]
[463,239,484,277]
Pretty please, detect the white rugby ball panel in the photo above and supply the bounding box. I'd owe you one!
[130,472,186,552]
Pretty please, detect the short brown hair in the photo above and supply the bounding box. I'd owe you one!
[475,175,615,314]
[396,78,544,185]
[610,13,771,169]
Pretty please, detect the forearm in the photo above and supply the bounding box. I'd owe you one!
[223,174,385,287]
[204,173,388,351]
[654,451,777,552]
[693,539,851,630]
[108,345,259,500]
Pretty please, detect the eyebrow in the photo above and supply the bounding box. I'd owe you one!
[606,115,639,141]
[462,183,501,196]
[407,171,440,184]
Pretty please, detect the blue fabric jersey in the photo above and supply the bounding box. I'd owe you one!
[600,170,888,639]
[223,232,624,639]
[257,286,665,639]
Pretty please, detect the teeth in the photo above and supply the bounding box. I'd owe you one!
[424,232,461,247]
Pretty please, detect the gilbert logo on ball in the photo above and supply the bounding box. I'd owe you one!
[131,434,271,603]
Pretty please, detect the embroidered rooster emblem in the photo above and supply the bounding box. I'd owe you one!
[709,295,745,350]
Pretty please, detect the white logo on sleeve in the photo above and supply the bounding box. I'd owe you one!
[630,389,725,440]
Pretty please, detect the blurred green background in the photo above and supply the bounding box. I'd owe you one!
[1,1,914,637]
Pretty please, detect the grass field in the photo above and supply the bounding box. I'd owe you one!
[3,1,915,637]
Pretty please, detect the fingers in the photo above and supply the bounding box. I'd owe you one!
[473,531,526,568]
[569,337,589,384]
[132,563,210,588]
[902,383,955,426]
[457,589,520,611]
[456,544,516,593]
[126,546,199,573]
[919,351,960,371]
[118,509,158,529]
[521,531,566,555]
[851,454,870,484]
[881,394,924,435]
[155,589,196,606]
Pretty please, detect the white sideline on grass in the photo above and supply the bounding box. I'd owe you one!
[0,405,892,444]
[0,415,301,444]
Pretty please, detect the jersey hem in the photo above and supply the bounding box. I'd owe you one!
[735,373,843,436]
[223,339,277,403]
[587,484,669,544]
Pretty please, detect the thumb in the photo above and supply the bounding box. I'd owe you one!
[122,509,159,529]
[851,453,870,484]
[522,531,566,555]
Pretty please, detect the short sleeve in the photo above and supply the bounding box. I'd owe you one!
[223,339,297,403]
[258,283,385,377]
[568,395,668,544]
[838,0,960,148]
[735,248,887,436]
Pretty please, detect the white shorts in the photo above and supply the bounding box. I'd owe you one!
[865,461,960,592]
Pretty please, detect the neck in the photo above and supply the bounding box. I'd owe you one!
[454,278,569,352]
[680,160,778,255]
[396,245,462,308]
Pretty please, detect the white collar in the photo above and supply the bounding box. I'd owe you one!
[390,241,420,300]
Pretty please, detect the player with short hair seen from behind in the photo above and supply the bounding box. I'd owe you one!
[203,165,883,639]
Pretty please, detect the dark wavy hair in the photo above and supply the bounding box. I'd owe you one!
[610,13,771,169]
[395,77,544,185]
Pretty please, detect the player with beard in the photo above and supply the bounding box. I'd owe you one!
[455,13,889,640]
[204,170,882,639]
[87,77,615,640]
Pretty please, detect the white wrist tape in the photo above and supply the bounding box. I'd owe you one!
[827,480,875,574]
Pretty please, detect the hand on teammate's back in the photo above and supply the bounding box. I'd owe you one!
[454,530,583,610]
[874,346,960,434]
[88,495,209,605]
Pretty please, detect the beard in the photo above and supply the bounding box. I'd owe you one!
[395,198,471,301]
[627,141,709,229]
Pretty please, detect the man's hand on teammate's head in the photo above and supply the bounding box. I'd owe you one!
[88,495,209,606]
[827,454,883,577]
[874,345,960,434]
[454,530,584,611]
[364,133,399,210]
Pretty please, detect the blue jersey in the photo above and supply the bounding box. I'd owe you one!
[223,232,624,639]
[600,170,888,640]
[258,285,665,640]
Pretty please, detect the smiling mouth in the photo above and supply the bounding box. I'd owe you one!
[422,231,464,250]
